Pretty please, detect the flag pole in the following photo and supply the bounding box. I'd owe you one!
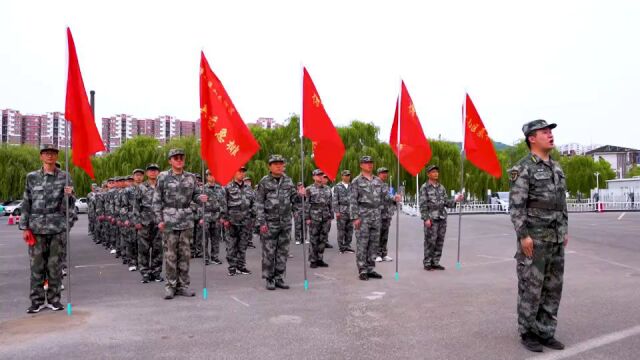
[300,65,309,291]
[65,114,72,315]
[201,160,207,299]
[456,96,466,270]
[395,79,401,282]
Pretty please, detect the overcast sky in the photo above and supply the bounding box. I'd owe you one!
[1,0,639,148]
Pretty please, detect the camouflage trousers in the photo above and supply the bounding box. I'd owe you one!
[322,220,331,245]
[59,230,68,272]
[355,217,380,274]
[294,212,305,243]
[378,217,392,257]
[336,216,353,251]
[29,232,64,305]
[516,239,565,338]
[226,222,251,271]
[138,223,162,278]
[88,215,95,236]
[93,220,102,243]
[261,222,291,281]
[162,229,192,291]
[125,226,138,266]
[192,222,202,257]
[309,219,329,263]
[199,219,222,261]
[423,219,447,266]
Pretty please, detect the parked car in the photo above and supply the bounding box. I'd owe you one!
[3,200,23,216]
[75,197,88,214]
[490,192,510,212]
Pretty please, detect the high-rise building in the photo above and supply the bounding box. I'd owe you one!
[1,109,23,145]
[101,114,138,152]
[100,114,197,152]
[41,112,70,148]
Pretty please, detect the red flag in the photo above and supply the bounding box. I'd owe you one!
[200,52,260,185]
[64,28,105,179]
[389,81,431,176]
[464,93,502,178]
[302,68,345,181]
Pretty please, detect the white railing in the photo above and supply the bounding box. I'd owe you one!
[401,202,639,216]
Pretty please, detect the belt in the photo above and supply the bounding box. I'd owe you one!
[31,208,60,215]
[527,200,564,211]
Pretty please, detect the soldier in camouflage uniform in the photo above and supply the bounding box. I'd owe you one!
[198,169,226,266]
[87,183,98,240]
[375,167,396,262]
[243,176,257,249]
[153,149,207,299]
[333,170,354,253]
[136,164,164,283]
[509,120,568,353]
[306,169,333,268]
[93,183,105,245]
[350,156,401,280]
[223,166,255,276]
[419,165,462,271]
[103,179,117,251]
[256,155,302,290]
[121,174,139,271]
[19,144,75,313]
[293,182,306,245]
[114,177,127,261]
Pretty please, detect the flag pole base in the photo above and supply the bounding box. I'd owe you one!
[456,262,462,270]
[67,303,72,316]
[304,280,309,291]
[394,272,399,281]
[203,288,208,300]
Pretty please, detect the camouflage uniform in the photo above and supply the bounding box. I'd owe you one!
[306,172,333,264]
[377,169,396,258]
[419,168,457,267]
[115,181,128,262]
[136,175,163,281]
[349,157,387,276]
[509,120,568,341]
[224,178,255,273]
[121,180,138,267]
[152,163,202,294]
[87,186,97,239]
[93,189,105,244]
[19,148,75,308]
[255,156,300,283]
[332,175,353,252]
[198,180,226,263]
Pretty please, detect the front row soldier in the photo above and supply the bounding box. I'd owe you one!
[419,165,463,271]
[152,149,207,300]
[20,144,75,313]
[350,156,401,281]
[223,166,255,276]
[255,155,301,290]
[198,170,225,266]
[333,170,354,253]
[306,169,333,268]
[509,120,568,353]
[137,164,164,283]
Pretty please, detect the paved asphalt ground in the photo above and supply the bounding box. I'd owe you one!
[1,212,639,359]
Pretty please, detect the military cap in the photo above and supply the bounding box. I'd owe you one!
[377,167,389,174]
[40,144,59,153]
[91,183,98,188]
[117,176,126,181]
[205,169,211,175]
[341,170,351,176]
[107,178,115,182]
[426,165,439,173]
[146,163,160,170]
[312,169,324,176]
[239,165,247,171]
[133,168,145,175]
[522,119,557,137]
[296,182,304,186]
[268,154,286,164]
[167,148,185,159]
[243,176,252,181]
[101,181,107,186]
[195,174,202,180]
[126,175,134,181]
[360,155,374,163]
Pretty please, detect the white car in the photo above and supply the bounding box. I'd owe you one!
[75,198,88,214]
[3,200,23,216]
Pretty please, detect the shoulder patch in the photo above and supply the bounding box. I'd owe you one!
[510,169,520,182]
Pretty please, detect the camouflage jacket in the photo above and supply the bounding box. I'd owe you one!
[120,186,138,224]
[105,188,118,217]
[419,182,456,221]
[255,173,300,227]
[87,191,96,217]
[136,181,157,225]
[305,183,333,222]
[223,180,254,225]
[380,182,397,220]
[152,170,202,230]
[19,168,76,235]
[332,182,351,218]
[94,191,105,216]
[349,174,385,221]
[509,153,568,243]
[196,183,226,222]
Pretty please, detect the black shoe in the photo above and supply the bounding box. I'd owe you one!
[154,275,164,282]
[205,259,210,266]
[164,288,175,300]
[228,269,237,276]
[141,275,150,284]
[237,268,252,275]
[432,264,445,270]
[47,301,64,311]
[424,265,434,271]
[211,258,223,265]
[539,337,565,350]
[309,262,318,268]
[359,273,369,281]
[367,271,383,279]
[175,288,196,297]
[274,279,290,289]
[325,243,334,249]
[247,242,256,249]
[27,303,43,314]
[316,260,329,267]
[520,333,543,352]
[344,248,355,253]
[266,279,276,290]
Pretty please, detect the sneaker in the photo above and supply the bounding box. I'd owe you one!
[62,268,68,276]
[309,262,318,268]
[128,266,137,272]
[175,288,196,297]
[539,337,565,350]
[60,284,65,291]
[164,288,175,300]
[344,248,355,254]
[47,301,64,311]
[205,259,210,266]
[432,264,445,270]
[237,268,252,275]
[154,275,164,282]
[141,276,149,284]
[211,258,223,265]
[27,303,43,313]
[374,256,383,262]
[228,269,237,276]
[274,279,290,289]
[110,249,117,254]
[367,271,383,279]
[295,241,301,245]
[316,260,329,268]
[359,273,369,281]
[520,333,543,352]
[247,242,256,249]
[325,243,333,249]
[383,256,393,262]
[266,279,276,290]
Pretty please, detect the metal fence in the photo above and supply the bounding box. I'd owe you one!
[401,202,639,216]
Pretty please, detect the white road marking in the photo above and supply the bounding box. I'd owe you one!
[230,296,250,307]
[365,291,386,300]
[477,254,512,260]
[74,263,121,268]
[572,251,640,272]
[462,259,514,268]
[526,325,640,360]
[313,272,336,281]
[618,212,626,220]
